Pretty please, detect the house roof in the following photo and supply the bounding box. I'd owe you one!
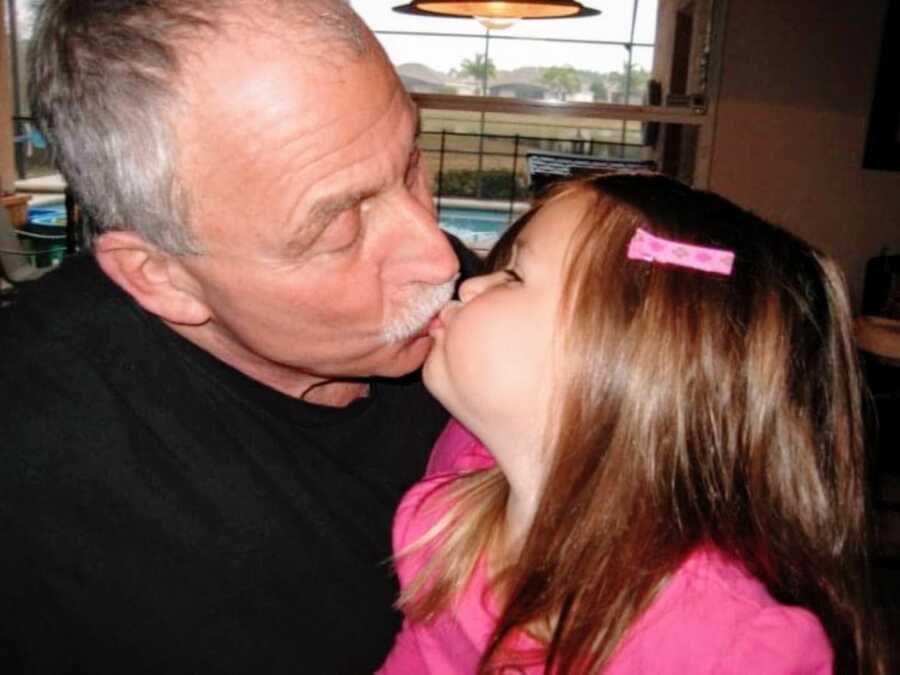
[396,63,449,86]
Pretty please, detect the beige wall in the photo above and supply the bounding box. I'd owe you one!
[707,0,900,306]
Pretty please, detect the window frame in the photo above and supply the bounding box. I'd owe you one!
[370,0,728,188]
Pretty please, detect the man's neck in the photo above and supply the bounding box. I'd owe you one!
[299,380,370,406]
[164,320,370,407]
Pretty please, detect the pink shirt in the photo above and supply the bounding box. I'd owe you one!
[381,430,834,674]
[426,420,495,476]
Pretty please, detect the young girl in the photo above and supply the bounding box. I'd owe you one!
[379,174,886,674]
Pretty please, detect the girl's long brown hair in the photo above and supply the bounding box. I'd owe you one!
[398,173,886,674]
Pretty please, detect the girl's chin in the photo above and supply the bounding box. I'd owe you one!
[421,350,440,394]
[422,353,456,415]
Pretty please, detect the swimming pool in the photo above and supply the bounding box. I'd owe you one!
[22,200,68,267]
[28,201,68,228]
[438,205,520,250]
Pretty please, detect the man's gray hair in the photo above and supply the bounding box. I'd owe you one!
[29,0,369,254]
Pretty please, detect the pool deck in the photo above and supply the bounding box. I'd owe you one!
[436,196,530,214]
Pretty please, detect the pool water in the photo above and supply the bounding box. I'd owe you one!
[439,207,514,249]
[28,202,68,228]
[23,201,68,267]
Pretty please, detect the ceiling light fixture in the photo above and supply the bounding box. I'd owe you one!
[473,16,520,30]
[393,1,601,28]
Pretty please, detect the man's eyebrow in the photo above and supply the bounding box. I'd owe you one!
[308,191,366,227]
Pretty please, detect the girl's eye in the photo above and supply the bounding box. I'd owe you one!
[504,268,523,283]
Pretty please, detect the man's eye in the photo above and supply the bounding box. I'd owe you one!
[314,211,362,255]
[504,268,523,283]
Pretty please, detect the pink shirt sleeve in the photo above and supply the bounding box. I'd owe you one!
[425,419,495,477]
[720,606,833,674]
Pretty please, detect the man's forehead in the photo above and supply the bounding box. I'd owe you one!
[280,107,420,250]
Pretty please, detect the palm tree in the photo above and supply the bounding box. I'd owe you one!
[604,62,651,103]
[460,54,496,92]
[539,65,581,101]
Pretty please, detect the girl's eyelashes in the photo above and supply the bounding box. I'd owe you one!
[504,268,523,283]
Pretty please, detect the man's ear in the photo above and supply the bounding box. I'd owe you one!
[94,231,211,326]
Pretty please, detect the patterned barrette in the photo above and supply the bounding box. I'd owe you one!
[626,228,735,276]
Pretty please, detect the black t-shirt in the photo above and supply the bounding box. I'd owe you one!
[0,250,477,674]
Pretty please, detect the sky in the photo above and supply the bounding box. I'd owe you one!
[10,0,35,38]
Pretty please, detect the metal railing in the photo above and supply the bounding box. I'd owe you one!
[420,128,647,223]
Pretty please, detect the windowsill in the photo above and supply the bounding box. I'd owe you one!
[14,173,67,194]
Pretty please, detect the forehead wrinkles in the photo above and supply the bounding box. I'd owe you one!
[288,84,417,205]
[276,81,418,251]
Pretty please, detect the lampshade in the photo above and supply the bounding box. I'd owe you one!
[392,1,601,21]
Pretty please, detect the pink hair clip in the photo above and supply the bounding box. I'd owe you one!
[626,228,735,276]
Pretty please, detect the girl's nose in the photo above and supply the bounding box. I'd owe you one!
[458,270,505,303]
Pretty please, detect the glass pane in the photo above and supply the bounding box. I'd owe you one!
[377,32,490,95]
[633,0,660,44]
[629,46,655,103]
[479,113,643,161]
[419,109,699,250]
[10,118,57,180]
[487,38,633,104]
[365,1,662,107]
[354,1,642,43]
[421,109,698,183]
[497,1,633,43]
[11,0,40,116]
[9,1,52,180]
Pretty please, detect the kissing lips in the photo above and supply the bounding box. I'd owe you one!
[429,300,462,336]
[411,312,443,340]
[426,313,445,335]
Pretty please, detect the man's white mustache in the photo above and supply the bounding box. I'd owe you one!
[383,277,458,343]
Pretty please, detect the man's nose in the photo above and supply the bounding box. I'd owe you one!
[382,190,459,285]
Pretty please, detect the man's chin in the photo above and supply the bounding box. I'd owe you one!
[304,333,435,381]
[370,333,434,378]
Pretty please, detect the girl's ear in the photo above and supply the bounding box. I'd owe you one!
[94,230,212,326]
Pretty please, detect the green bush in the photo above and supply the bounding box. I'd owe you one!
[437,169,528,200]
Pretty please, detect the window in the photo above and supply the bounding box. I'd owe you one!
[4,0,722,216]
[353,1,721,250]
[353,1,658,106]
[5,0,55,180]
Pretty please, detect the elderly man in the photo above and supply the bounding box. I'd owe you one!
[0,1,479,672]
